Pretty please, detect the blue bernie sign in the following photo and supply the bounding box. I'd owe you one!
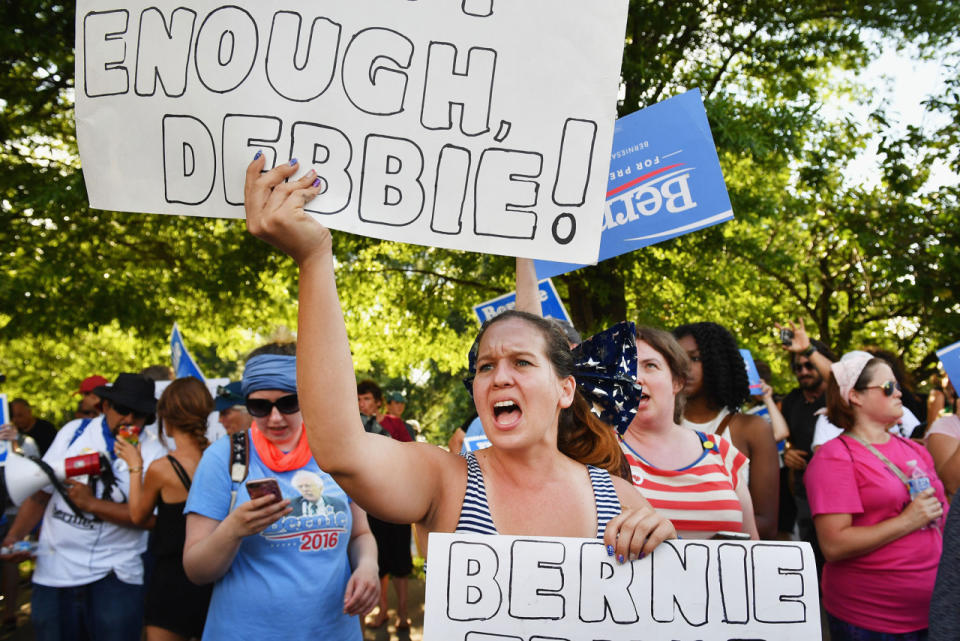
[473,279,570,325]
[740,349,763,395]
[937,340,960,393]
[170,322,206,382]
[536,88,733,278]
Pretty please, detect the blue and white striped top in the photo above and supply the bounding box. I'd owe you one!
[455,452,621,538]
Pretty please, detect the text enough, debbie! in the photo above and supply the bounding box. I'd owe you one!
[75,2,630,263]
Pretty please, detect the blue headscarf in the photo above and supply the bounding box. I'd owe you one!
[242,354,297,396]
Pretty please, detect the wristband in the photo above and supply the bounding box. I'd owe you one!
[801,344,816,357]
[128,467,142,474]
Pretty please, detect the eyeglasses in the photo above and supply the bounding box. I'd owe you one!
[110,402,149,420]
[862,380,902,397]
[792,362,817,373]
[245,394,300,418]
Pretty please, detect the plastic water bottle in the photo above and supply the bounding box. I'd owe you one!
[907,460,938,529]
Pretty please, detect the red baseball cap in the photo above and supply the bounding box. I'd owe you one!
[77,375,109,395]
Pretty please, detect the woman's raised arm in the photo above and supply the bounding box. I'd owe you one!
[244,156,463,527]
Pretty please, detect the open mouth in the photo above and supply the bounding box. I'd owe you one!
[492,400,522,426]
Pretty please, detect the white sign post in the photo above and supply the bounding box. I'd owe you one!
[75,1,629,263]
[424,533,821,641]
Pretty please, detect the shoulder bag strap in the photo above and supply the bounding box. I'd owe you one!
[842,432,911,491]
[67,418,93,448]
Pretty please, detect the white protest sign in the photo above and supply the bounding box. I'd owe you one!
[74,1,629,263]
[424,533,820,641]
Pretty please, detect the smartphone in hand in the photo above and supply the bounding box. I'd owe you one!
[245,477,282,505]
[779,328,794,346]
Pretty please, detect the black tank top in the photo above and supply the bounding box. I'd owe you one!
[149,455,192,558]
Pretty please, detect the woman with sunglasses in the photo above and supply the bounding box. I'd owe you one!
[806,351,948,640]
[182,343,380,641]
[241,159,675,571]
[115,377,214,641]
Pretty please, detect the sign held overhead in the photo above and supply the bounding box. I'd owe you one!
[75,0,630,264]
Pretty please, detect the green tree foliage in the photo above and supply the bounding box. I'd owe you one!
[1,1,958,430]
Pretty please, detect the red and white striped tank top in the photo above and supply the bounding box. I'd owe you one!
[620,431,748,537]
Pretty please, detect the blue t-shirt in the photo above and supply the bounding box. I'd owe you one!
[185,435,360,641]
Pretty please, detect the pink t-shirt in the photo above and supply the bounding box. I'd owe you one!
[807,434,948,633]
[926,414,960,441]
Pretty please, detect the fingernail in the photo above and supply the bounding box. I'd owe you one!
[289,158,298,166]
[606,545,614,557]
[312,177,322,188]
[617,554,624,564]
[253,150,262,161]
[638,551,645,560]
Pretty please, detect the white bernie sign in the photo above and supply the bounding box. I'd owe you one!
[424,533,821,641]
[74,0,629,263]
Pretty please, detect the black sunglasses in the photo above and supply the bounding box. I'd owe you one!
[110,401,149,420]
[792,362,817,373]
[862,381,902,397]
[246,394,300,418]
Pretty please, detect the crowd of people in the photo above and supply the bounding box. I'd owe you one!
[0,156,953,641]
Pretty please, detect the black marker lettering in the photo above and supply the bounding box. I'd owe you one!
[221,114,282,205]
[421,42,496,136]
[265,12,341,102]
[651,541,709,626]
[508,540,566,620]
[194,6,258,94]
[135,7,196,97]
[358,134,424,226]
[162,115,215,205]
[291,121,354,215]
[474,148,541,239]
[578,542,638,624]
[83,10,130,97]
[430,145,471,235]
[447,542,502,622]
[342,28,414,116]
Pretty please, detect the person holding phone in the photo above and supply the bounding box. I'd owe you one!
[183,343,379,641]
[115,377,214,641]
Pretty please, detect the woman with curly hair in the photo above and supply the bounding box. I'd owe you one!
[115,376,215,641]
[672,322,780,539]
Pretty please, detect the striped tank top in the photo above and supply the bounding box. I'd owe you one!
[620,430,748,536]
[455,452,621,538]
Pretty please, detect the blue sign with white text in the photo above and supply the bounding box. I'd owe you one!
[937,340,960,395]
[170,322,206,382]
[473,279,571,325]
[536,89,733,278]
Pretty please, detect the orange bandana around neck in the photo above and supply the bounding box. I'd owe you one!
[250,422,313,472]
